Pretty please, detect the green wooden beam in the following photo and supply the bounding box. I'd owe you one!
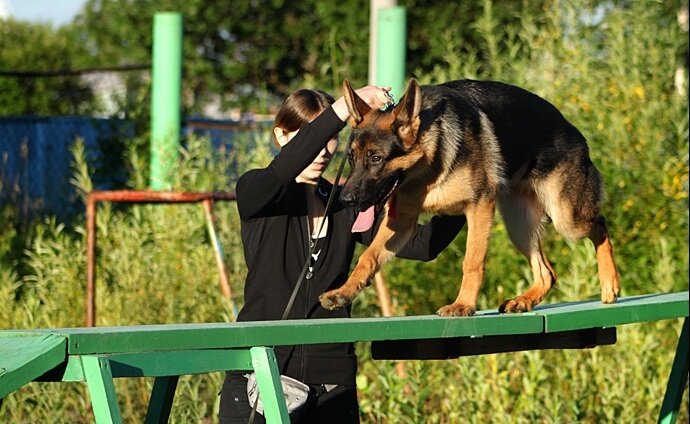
[54,312,543,355]
[0,292,687,421]
[0,333,66,399]
[250,347,290,423]
[81,356,122,424]
[58,349,253,381]
[145,376,178,424]
[4,292,683,357]
[372,327,617,359]
[658,318,689,424]
[537,292,689,332]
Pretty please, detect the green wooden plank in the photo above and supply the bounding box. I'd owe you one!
[658,318,689,424]
[537,292,689,332]
[0,332,66,399]
[104,349,253,378]
[60,355,86,382]
[145,376,178,424]
[3,292,685,359]
[52,312,543,355]
[58,349,253,382]
[81,356,123,424]
[250,347,290,424]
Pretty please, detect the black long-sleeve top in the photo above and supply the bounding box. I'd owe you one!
[235,106,465,385]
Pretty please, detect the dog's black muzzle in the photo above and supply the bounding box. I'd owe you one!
[340,174,401,211]
[339,190,357,206]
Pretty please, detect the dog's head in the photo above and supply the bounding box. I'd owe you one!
[339,79,423,214]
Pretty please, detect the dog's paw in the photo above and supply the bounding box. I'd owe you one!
[436,303,476,317]
[600,274,621,304]
[499,296,534,313]
[319,291,351,310]
[600,287,619,304]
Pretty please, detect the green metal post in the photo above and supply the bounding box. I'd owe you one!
[658,318,689,424]
[82,356,122,424]
[250,346,290,423]
[150,13,182,190]
[375,6,406,101]
[145,376,179,423]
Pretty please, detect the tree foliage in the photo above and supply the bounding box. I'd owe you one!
[70,0,553,113]
[0,0,556,114]
[0,19,97,115]
[1,1,688,422]
[0,1,686,118]
[72,0,372,114]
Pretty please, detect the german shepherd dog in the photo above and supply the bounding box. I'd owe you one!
[319,79,620,316]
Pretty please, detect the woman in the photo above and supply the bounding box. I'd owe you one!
[219,85,466,423]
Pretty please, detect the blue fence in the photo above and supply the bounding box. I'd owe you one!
[0,116,271,221]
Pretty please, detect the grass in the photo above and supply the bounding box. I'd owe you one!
[1,0,688,422]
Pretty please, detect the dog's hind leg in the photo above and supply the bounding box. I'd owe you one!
[437,199,496,317]
[497,188,557,313]
[538,159,620,304]
[588,216,620,303]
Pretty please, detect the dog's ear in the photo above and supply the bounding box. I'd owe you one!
[343,79,372,127]
[392,79,422,148]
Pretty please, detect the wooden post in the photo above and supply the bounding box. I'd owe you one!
[84,190,237,327]
[201,198,235,312]
[85,194,97,327]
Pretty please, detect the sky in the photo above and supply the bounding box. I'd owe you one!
[1,0,88,26]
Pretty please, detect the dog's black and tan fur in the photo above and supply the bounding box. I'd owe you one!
[319,79,620,316]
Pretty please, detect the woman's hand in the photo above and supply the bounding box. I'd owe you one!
[332,85,394,121]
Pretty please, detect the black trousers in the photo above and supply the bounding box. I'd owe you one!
[219,372,360,424]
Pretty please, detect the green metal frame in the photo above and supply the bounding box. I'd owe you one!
[658,317,689,424]
[1,292,687,423]
[82,356,122,424]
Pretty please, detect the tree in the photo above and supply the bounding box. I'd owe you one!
[73,0,370,114]
[71,0,554,115]
[0,19,98,115]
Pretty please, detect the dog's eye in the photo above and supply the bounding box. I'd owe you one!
[371,155,382,163]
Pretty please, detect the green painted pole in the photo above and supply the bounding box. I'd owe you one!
[250,347,290,423]
[82,356,122,423]
[376,6,406,101]
[150,13,182,190]
[658,318,689,424]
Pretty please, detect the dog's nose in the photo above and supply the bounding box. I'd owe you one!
[339,190,356,205]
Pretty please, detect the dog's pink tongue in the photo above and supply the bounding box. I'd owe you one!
[352,206,375,233]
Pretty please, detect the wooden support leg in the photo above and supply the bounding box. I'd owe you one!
[145,376,179,424]
[658,318,689,424]
[81,356,123,424]
[250,346,290,424]
[202,200,234,305]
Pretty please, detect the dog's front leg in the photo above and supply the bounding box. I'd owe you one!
[437,199,496,317]
[319,212,418,310]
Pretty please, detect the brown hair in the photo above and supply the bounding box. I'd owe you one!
[272,89,335,147]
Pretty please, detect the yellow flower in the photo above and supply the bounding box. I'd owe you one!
[623,198,634,211]
[632,85,645,99]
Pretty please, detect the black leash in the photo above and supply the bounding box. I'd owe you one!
[280,145,349,321]
[284,88,395,321]
[248,135,352,423]
[248,91,396,422]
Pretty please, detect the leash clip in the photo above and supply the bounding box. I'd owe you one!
[380,90,395,111]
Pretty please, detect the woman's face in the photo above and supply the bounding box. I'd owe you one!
[277,128,338,184]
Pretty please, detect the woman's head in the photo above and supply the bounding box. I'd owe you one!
[273,89,335,141]
[272,89,338,184]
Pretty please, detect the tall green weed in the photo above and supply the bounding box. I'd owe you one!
[1,0,687,422]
